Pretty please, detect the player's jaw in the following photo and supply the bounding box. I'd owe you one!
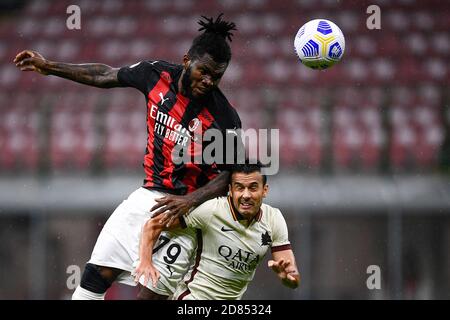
[191,78,211,97]
[237,197,259,217]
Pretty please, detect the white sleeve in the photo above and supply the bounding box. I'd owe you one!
[182,198,217,230]
[270,209,291,250]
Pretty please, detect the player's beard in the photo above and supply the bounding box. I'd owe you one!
[181,65,210,100]
[181,65,194,98]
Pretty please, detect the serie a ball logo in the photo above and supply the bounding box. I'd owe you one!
[294,19,346,70]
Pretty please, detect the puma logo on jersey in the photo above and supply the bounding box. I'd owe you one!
[130,61,141,68]
[159,92,169,106]
[166,265,173,277]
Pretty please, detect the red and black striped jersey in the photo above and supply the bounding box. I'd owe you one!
[117,60,242,195]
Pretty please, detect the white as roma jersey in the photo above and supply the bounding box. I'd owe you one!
[173,196,291,300]
[148,227,198,296]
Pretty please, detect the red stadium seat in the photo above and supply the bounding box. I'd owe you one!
[0,93,41,172]
[102,90,145,170]
[0,65,21,90]
[48,90,101,171]
[430,32,450,57]
[275,96,324,169]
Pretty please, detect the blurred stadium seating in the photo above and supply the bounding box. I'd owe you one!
[0,0,448,174]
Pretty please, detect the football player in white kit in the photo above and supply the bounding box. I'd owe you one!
[135,163,300,299]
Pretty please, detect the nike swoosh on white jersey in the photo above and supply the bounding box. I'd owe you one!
[221,226,234,232]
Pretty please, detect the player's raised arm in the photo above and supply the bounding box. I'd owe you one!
[13,50,121,88]
[268,249,300,289]
[268,206,300,289]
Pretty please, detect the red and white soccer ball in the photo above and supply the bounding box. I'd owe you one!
[294,19,345,70]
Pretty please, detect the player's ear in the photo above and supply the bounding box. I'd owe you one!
[183,54,191,70]
[262,184,269,198]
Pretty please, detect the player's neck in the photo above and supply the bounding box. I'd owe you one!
[177,76,185,96]
[236,208,258,225]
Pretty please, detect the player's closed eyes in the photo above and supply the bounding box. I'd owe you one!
[234,185,258,192]
[199,68,222,81]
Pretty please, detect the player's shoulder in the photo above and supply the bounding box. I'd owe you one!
[261,203,285,223]
[194,196,226,213]
[210,89,242,128]
[211,89,237,113]
[216,196,231,209]
[139,60,182,74]
[142,59,179,69]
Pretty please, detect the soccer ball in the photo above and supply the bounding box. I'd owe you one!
[294,19,345,70]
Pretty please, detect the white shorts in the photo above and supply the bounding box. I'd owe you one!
[172,282,196,300]
[88,187,170,294]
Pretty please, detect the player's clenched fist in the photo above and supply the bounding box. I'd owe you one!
[13,50,49,75]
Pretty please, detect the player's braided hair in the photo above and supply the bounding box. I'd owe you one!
[188,13,237,64]
[198,13,236,42]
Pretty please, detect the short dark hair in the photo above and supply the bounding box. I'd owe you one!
[230,161,267,185]
[188,13,237,64]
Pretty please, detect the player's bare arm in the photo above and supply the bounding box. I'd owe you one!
[133,215,166,288]
[151,170,230,226]
[13,50,121,88]
[135,214,182,286]
[268,249,300,289]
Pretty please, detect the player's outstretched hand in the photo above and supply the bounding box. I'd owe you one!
[133,261,160,288]
[151,194,195,227]
[268,259,299,288]
[13,50,49,75]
